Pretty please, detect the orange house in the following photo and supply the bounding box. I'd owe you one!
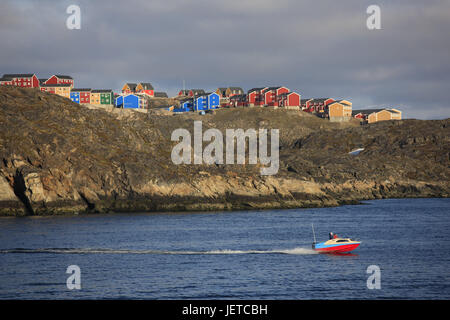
[353,108,402,123]
[122,83,137,94]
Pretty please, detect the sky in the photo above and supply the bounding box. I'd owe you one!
[1,0,449,119]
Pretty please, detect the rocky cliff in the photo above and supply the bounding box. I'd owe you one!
[0,86,449,216]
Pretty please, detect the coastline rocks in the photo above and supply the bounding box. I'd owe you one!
[0,86,449,216]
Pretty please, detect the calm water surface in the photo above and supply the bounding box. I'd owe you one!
[0,198,449,299]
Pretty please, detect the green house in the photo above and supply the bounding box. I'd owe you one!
[92,89,114,105]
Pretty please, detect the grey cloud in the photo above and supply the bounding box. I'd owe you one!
[0,0,449,119]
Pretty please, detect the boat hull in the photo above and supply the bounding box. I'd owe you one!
[314,243,360,253]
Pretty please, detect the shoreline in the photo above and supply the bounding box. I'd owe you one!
[1,189,447,217]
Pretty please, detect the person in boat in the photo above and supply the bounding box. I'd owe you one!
[329,232,334,240]
[333,233,338,239]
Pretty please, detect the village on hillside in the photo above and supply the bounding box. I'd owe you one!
[0,73,402,124]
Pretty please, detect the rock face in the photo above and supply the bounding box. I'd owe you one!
[0,86,449,216]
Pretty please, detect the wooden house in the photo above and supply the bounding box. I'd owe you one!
[225,87,244,97]
[122,83,137,94]
[263,87,290,107]
[306,98,335,113]
[247,88,267,107]
[44,75,74,88]
[178,89,205,97]
[136,83,154,97]
[40,83,71,98]
[0,74,39,88]
[326,100,352,122]
[229,94,248,107]
[91,89,113,105]
[70,88,91,104]
[178,89,190,96]
[300,99,313,111]
[215,87,227,98]
[115,94,147,109]
[352,108,402,123]
[278,92,301,108]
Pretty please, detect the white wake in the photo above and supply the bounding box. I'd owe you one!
[0,247,317,255]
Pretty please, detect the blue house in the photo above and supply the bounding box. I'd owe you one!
[180,100,192,110]
[206,92,220,109]
[193,92,220,111]
[70,91,80,103]
[194,95,207,111]
[115,94,145,109]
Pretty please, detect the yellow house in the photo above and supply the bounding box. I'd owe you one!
[327,100,352,121]
[356,108,402,123]
[54,85,71,98]
[90,91,101,105]
[39,84,71,99]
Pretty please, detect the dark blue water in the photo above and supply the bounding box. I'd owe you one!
[0,198,449,299]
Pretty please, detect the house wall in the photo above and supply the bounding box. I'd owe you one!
[329,103,344,117]
[287,93,300,106]
[123,95,139,108]
[70,92,80,103]
[91,93,101,105]
[207,93,220,108]
[391,109,402,119]
[376,110,392,122]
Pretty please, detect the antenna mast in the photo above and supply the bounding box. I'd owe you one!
[311,223,317,244]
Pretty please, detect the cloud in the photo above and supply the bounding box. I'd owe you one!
[0,0,449,119]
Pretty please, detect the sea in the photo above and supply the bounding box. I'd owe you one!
[0,198,449,300]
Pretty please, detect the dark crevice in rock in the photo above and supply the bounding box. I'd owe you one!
[12,170,34,215]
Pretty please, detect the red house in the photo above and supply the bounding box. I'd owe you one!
[247,87,267,106]
[263,86,289,107]
[229,94,248,107]
[44,75,74,87]
[72,88,91,104]
[0,74,39,88]
[278,92,301,108]
[136,82,154,97]
[300,99,313,111]
[178,89,205,97]
[305,98,335,113]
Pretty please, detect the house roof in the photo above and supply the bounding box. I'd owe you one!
[124,83,137,90]
[71,88,91,92]
[138,82,154,90]
[54,75,73,79]
[191,89,205,95]
[300,98,312,103]
[229,94,247,101]
[352,108,399,116]
[154,92,168,98]
[227,87,244,92]
[310,98,333,103]
[2,74,35,79]
[248,87,265,94]
[40,83,72,87]
[278,92,298,97]
[91,89,113,93]
[333,99,351,106]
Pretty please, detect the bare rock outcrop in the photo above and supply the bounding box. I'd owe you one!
[0,86,448,215]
